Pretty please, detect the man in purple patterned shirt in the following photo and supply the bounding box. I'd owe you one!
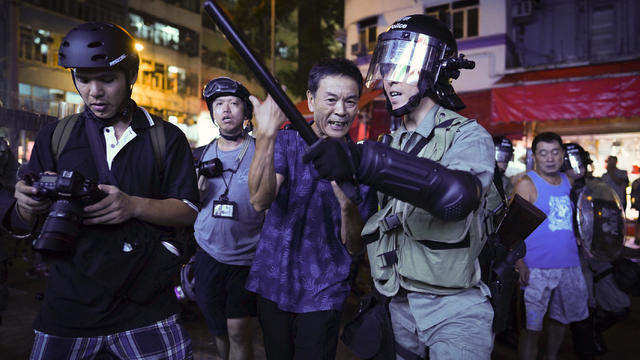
[246,58,377,360]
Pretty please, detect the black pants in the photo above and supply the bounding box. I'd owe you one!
[257,296,342,360]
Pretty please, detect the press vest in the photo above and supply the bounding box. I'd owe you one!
[363,107,492,296]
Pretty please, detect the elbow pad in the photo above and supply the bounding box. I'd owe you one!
[357,140,482,221]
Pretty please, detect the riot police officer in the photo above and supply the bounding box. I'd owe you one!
[564,143,629,358]
[304,14,495,359]
[494,136,515,197]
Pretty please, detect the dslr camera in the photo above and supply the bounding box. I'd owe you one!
[26,170,106,256]
[196,158,223,178]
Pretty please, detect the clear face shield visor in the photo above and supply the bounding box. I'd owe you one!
[495,147,513,163]
[365,31,448,89]
[565,148,586,177]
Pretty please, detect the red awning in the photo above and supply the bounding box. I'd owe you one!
[496,60,640,84]
[491,75,640,123]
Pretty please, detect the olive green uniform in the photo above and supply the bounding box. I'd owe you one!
[363,105,495,359]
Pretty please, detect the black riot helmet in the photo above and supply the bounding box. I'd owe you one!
[365,14,475,115]
[58,22,139,74]
[203,77,253,120]
[562,143,592,178]
[493,136,514,163]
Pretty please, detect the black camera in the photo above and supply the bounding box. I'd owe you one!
[197,158,223,178]
[27,170,106,256]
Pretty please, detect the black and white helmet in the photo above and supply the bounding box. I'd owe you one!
[58,22,139,74]
[365,14,475,114]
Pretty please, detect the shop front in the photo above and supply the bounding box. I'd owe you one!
[459,60,640,219]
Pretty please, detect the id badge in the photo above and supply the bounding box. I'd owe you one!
[212,199,237,219]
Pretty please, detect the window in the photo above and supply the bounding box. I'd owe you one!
[128,12,199,56]
[426,0,479,39]
[22,0,125,24]
[138,59,197,96]
[18,83,73,116]
[18,26,54,65]
[356,17,377,56]
[589,4,615,58]
[65,92,83,105]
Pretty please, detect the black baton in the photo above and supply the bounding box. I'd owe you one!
[203,0,362,204]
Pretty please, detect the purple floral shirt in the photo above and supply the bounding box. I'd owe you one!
[246,130,377,313]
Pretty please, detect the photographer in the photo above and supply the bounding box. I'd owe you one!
[4,23,198,359]
[192,77,264,360]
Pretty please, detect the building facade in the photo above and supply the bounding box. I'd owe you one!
[0,0,277,155]
[344,0,640,216]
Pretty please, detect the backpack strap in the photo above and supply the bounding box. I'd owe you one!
[51,113,82,164]
[139,106,166,177]
[149,118,165,176]
[52,109,166,177]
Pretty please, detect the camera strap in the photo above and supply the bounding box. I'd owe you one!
[215,135,251,200]
[84,117,120,187]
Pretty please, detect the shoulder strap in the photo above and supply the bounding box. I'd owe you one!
[51,113,82,164]
[193,145,207,164]
[138,106,166,176]
[493,163,508,207]
[149,118,165,175]
[382,118,457,208]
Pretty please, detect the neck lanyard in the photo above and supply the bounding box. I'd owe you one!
[215,134,251,200]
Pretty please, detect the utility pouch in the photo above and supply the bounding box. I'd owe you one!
[75,220,185,304]
[341,291,395,360]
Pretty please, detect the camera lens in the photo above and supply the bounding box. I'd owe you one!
[200,158,223,178]
[32,199,84,256]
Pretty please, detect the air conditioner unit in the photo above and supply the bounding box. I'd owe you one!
[351,43,362,56]
[512,0,533,22]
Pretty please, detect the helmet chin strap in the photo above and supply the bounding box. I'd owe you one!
[383,74,431,117]
[215,120,246,141]
[219,130,245,141]
[71,70,133,124]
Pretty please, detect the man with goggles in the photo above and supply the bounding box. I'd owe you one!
[192,77,264,360]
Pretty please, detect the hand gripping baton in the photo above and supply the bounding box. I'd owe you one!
[203,0,362,204]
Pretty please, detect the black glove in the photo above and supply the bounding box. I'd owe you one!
[303,138,361,182]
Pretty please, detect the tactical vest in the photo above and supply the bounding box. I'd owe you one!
[363,108,492,296]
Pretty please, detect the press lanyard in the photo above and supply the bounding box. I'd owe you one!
[215,134,251,201]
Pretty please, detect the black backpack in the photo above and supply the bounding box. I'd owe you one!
[51,112,165,173]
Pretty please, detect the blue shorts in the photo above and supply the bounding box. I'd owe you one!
[29,314,192,360]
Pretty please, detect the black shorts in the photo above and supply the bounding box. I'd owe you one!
[193,249,257,336]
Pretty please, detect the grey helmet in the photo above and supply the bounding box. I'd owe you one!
[493,136,514,163]
[365,14,475,115]
[203,77,253,120]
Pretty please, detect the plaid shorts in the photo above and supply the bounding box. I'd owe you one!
[29,314,193,360]
[523,266,589,331]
